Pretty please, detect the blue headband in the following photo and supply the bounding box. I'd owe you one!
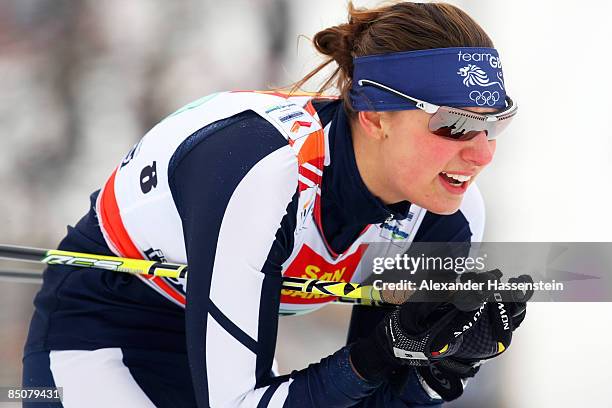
[350,47,506,111]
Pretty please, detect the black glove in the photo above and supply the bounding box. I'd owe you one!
[415,272,531,401]
[349,298,487,383]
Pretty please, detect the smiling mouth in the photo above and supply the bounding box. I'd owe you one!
[439,171,472,187]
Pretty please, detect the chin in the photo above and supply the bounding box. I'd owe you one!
[417,199,462,215]
[425,207,459,215]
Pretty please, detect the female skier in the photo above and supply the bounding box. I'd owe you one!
[23,2,524,407]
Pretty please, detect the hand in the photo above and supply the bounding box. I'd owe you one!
[350,268,532,388]
[349,298,487,383]
[415,277,529,401]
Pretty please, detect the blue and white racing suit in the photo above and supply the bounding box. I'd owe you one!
[23,91,485,407]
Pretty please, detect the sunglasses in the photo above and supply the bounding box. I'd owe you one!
[357,79,518,141]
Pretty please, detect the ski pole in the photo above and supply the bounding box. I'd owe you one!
[0,244,396,305]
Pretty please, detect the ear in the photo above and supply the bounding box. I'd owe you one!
[357,111,386,141]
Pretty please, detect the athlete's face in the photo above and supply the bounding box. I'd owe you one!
[353,107,496,215]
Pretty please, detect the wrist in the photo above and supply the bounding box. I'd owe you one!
[330,346,381,396]
[348,352,369,382]
[349,321,402,383]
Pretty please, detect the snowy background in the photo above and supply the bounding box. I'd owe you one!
[1,0,611,406]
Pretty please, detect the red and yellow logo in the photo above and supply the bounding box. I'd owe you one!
[281,244,367,304]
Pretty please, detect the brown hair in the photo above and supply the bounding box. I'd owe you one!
[293,2,493,116]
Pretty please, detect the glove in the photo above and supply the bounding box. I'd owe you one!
[415,272,531,401]
[349,298,487,383]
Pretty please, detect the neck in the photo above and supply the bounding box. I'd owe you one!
[350,119,401,205]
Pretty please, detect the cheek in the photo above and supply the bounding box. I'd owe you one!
[388,133,457,179]
[417,138,459,169]
[381,133,425,176]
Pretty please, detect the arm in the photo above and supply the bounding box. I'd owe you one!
[353,369,442,408]
[344,192,484,406]
[170,112,382,407]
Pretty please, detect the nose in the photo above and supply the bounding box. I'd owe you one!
[460,132,495,166]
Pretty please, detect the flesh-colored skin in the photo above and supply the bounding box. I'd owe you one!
[350,107,496,215]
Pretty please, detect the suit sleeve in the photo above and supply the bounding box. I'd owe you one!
[170,112,381,407]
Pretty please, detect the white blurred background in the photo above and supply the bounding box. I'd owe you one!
[1,0,611,406]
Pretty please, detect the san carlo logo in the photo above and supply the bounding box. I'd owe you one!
[281,244,366,304]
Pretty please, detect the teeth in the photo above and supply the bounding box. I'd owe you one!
[441,172,472,183]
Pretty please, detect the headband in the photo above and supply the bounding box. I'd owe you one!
[350,47,507,111]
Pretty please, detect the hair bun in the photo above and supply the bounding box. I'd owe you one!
[312,3,383,77]
[294,1,493,117]
[313,24,356,76]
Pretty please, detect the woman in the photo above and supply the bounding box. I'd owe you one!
[23,2,519,407]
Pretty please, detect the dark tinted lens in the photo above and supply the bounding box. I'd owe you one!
[431,126,485,141]
[429,106,516,141]
[429,111,487,141]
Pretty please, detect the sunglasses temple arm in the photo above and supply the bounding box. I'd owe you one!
[357,79,440,114]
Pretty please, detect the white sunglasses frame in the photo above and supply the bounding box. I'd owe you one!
[356,79,518,140]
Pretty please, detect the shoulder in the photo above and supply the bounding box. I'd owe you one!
[169,110,295,176]
[168,110,299,217]
[413,183,485,243]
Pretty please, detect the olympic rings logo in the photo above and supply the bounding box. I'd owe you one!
[469,90,500,106]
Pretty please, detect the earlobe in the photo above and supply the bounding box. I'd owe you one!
[357,111,386,141]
